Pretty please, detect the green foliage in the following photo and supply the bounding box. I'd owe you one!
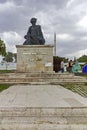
[3,52,14,62]
[0,70,15,73]
[77,55,87,62]
[0,84,12,92]
[0,39,6,56]
[3,52,17,63]
[62,83,87,98]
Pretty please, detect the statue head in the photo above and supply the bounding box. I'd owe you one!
[30,18,37,25]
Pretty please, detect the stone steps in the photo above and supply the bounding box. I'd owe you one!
[0,73,86,84]
[0,107,87,129]
[0,83,87,130]
[0,72,74,78]
[0,79,86,83]
[1,124,87,130]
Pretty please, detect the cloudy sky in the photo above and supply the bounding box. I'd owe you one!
[0,0,87,60]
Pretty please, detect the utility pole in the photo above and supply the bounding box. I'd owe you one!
[54,32,56,56]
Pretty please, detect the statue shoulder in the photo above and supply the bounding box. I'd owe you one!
[37,25,41,28]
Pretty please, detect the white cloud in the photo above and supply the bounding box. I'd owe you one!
[0,1,15,12]
[81,36,87,41]
[69,49,87,59]
[2,31,23,52]
[0,1,23,12]
[57,34,73,41]
[0,0,87,59]
[66,0,75,8]
[2,31,22,42]
[77,16,87,29]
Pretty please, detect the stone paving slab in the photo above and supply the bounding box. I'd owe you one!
[0,84,87,108]
[0,85,87,129]
[0,124,87,130]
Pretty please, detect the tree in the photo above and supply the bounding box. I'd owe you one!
[3,52,13,62]
[3,52,17,63]
[0,38,6,56]
[77,55,87,62]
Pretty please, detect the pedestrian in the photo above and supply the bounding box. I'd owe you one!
[60,60,64,73]
[68,60,73,73]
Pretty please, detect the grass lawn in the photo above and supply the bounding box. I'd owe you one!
[62,83,87,98]
[0,70,15,73]
[0,84,12,92]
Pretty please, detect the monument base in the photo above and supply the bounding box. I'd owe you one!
[16,45,54,72]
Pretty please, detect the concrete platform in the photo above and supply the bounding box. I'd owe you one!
[0,85,87,129]
[0,84,87,108]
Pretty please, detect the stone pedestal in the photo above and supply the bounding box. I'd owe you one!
[16,45,54,72]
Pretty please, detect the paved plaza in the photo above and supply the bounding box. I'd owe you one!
[0,84,87,130]
[0,84,87,108]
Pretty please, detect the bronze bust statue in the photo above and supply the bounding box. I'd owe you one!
[23,18,45,45]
